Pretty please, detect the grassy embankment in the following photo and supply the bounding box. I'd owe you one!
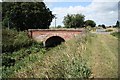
[2,28,119,78]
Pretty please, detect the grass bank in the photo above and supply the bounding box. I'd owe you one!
[2,29,118,78]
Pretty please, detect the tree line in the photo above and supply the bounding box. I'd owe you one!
[63,14,96,28]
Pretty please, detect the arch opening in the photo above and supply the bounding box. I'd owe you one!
[45,36,65,47]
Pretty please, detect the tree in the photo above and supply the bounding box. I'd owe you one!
[2,2,54,31]
[115,21,120,27]
[57,25,62,28]
[98,25,101,27]
[85,20,96,27]
[63,14,85,28]
[102,24,106,29]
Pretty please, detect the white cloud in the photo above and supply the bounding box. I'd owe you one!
[48,1,118,27]
[84,2,118,25]
[44,0,119,2]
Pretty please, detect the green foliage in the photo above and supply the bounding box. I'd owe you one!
[51,57,91,78]
[85,20,96,27]
[57,25,62,28]
[63,14,85,28]
[2,55,15,67]
[111,32,120,38]
[2,2,54,31]
[2,29,33,53]
[66,58,91,78]
[2,42,45,78]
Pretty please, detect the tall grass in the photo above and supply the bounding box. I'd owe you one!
[45,31,92,78]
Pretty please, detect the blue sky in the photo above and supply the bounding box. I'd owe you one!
[44,0,119,27]
[47,2,92,8]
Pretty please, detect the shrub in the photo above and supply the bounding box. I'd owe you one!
[102,24,106,29]
[105,29,113,32]
[57,25,62,28]
[2,29,33,53]
[2,41,45,78]
[2,55,15,67]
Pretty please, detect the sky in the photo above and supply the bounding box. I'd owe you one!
[44,0,119,27]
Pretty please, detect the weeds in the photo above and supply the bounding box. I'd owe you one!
[2,43,46,78]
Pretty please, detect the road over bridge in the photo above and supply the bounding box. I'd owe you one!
[28,29,83,47]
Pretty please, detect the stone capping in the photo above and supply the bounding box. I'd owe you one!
[28,29,83,32]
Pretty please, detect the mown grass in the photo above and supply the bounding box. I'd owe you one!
[81,32,118,78]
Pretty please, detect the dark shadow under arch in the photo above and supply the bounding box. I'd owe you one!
[45,36,65,47]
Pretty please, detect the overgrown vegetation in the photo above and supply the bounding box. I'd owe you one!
[2,29,33,53]
[2,29,46,77]
[2,28,118,78]
[2,43,46,78]
[2,29,92,78]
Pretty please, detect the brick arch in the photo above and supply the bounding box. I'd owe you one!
[44,34,66,42]
[43,35,65,47]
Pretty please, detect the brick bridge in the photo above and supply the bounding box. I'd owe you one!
[28,29,83,47]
